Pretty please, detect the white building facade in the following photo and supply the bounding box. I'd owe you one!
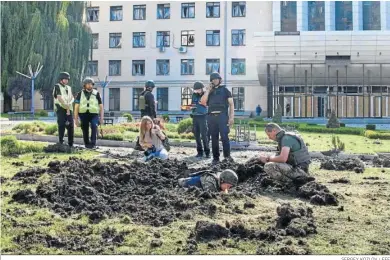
[87,1,390,118]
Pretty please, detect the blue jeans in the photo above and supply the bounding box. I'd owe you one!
[180,175,202,188]
[144,148,169,161]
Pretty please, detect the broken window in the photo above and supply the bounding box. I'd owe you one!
[157,31,170,47]
[87,7,99,22]
[182,3,195,18]
[133,32,145,48]
[87,61,98,76]
[206,59,220,75]
[157,4,170,19]
[181,87,193,110]
[232,29,245,46]
[232,2,246,17]
[110,6,123,21]
[206,2,220,18]
[92,34,99,49]
[109,60,121,76]
[134,5,146,20]
[206,30,220,46]
[109,33,122,48]
[132,60,145,76]
[181,30,195,46]
[156,60,170,76]
[181,59,195,75]
[231,59,246,75]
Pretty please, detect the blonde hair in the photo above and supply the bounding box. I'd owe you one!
[139,116,154,143]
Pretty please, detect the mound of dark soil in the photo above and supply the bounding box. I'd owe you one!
[44,143,75,153]
[11,167,46,184]
[11,189,37,204]
[0,176,8,184]
[298,181,338,206]
[320,158,365,172]
[329,178,350,184]
[195,221,229,241]
[12,161,25,167]
[373,157,390,168]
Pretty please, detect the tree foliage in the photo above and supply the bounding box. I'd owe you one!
[1,1,91,104]
[7,76,31,102]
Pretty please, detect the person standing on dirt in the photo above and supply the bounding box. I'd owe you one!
[178,169,238,193]
[258,123,312,184]
[53,72,74,147]
[73,78,104,149]
[139,80,156,119]
[191,81,210,158]
[200,72,234,165]
[139,116,168,161]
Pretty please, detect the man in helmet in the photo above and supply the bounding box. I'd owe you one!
[53,72,74,147]
[178,169,238,193]
[191,81,210,158]
[73,77,104,149]
[139,80,156,119]
[200,72,235,165]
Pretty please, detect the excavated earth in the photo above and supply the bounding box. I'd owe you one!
[10,156,339,227]
[320,158,365,173]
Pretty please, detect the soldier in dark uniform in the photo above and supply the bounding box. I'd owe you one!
[139,80,156,119]
[178,169,238,193]
[200,72,235,165]
[52,72,74,147]
[258,123,312,184]
[191,81,210,158]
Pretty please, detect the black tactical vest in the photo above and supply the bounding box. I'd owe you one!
[277,131,311,168]
[208,85,229,113]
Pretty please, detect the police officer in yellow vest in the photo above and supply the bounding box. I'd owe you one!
[53,72,74,147]
[74,78,104,149]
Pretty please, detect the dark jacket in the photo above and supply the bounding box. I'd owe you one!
[140,90,156,119]
[191,92,207,116]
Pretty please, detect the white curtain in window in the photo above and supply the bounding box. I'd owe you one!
[206,34,213,45]
[157,8,163,19]
[213,34,220,45]
[206,6,212,17]
[135,8,145,19]
[110,36,120,47]
[157,35,163,47]
[109,63,119,75]
[164,7,170,18]
[189,7,195,17]
[157,62,169,75]
[233,4,245,16]
[111,9,122,20]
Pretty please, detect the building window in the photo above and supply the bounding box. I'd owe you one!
[232,29,245,46]
[109,60,121,76]
[335,1,353,31]
[157,88,169,111]
[87,7,99,22]
[87,61,98,76]
[133,32,145,48]
[281,1,297,32]
[232,87,245,111]
[206,59,220,75]
[181,87,193,111]
[132,88,143,111]
[206,30,220,46]
[92,34,99,49]
[134,5,146,20]
[182,3,195,18]
[109,88,120,111]
[231,59,245,75]
[157,4,170,19]
[181,59,195,75]
[157,31,170,47]
[232,2,246,17]
[181,30,195,47]
[206,2,220,18]
[132,60,145,76]
[156,60,170,76]
[308,1,325,31]
[109,33,122,48]
[363,1,381,30]
[110,6,123,21]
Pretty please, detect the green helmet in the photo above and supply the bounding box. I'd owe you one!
[83,77,95,86]
[193,81,204,90]
[219,169,238,186]
[210,72,222,82]
[59,72,70,81]
[145,80,155,89]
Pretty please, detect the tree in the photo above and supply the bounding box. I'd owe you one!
[7,76,31,103]
[1,2,91,112]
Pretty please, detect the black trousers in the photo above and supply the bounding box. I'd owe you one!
[192,115,210,156]
[79,113,99,146]
[207,112,230,160]
[56,107,74,146]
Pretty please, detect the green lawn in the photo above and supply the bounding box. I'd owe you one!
[1,149,389,254]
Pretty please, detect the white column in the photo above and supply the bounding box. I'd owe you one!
[325,1,335,31]
[370,96,374,117]
[341,96,344,117]
[386,96,389,117]
[298,97,301,117]
[353,1,363,31]
[355,96,359,117]
[273,1,281,32]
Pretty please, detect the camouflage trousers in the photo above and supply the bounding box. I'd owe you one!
[264,162,308,183]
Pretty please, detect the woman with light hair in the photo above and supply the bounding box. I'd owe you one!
[138,116,168,161]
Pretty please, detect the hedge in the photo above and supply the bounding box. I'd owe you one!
[365,130,390,140]
[102,133,124,141]
[177,118,193,134]
[0,136,44,156]
[44,124,58,135]
[298,126,364,135]
[122,113,133,122]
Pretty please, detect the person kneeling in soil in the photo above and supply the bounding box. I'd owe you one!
[178,169,238,193]
[139,116,169,161]
[258,123,312,185]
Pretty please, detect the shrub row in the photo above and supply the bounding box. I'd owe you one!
[0,136,44,156]
[365,130,390,140]
[298,126,364,135]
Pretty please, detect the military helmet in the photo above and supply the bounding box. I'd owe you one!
[59,72,70,81]
[83,77,95,86]
[210,72,222,82]
[193,81,204,90]
[145,80,155,89]
[219,169,238,186]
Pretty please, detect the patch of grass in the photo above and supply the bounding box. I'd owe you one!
[44,124,58,135]
[365,130,390,140]
[12,121,47,134]
[0,136,45,156]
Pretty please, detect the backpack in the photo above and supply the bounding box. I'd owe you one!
[139,91,149,110]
